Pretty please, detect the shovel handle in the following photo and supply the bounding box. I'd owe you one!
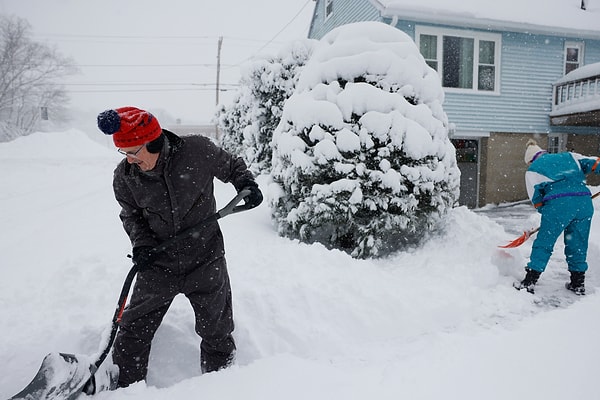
[151,188,253,254]
[93,264,139,371]
[217,188,252,218]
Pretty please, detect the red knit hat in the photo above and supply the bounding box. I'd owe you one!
[97,106,162,148]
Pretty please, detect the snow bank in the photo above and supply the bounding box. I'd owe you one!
[1,129,600,400]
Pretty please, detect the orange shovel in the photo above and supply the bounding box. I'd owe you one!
[498,191,600,249]
[498,227,540,248]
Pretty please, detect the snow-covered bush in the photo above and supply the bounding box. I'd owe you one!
[217,39,317,174]
[270,21,460,259]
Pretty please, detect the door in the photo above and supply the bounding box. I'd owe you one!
[451,139,479,208]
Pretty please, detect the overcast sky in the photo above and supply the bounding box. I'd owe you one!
[0,0,315,124]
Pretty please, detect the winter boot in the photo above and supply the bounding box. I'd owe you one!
[201,349,236,374]
[513,268,541,294]
[565,271,585,295]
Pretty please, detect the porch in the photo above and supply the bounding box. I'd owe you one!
[550,63,600,126]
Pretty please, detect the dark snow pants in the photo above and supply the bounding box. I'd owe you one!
[112,256,236,387]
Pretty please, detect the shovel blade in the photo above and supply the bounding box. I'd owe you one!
[10,352,93,400]
[498,235,527,248]
[498,230,533,249]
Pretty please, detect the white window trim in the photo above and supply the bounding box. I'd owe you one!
[324,0,333,21]
[564,41,584,75]
[547,133,566,153]
[415,26,502,95]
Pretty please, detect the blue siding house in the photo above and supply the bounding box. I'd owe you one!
[308,0,600,207]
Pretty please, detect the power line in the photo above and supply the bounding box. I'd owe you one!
[234,0,312,66]
[33,32,291,46]
[255,0,312,54]
[65,87,238,93]
[74,63,232,68]
[35,33,217,40]
[60,82,239,87]
[26,2,314,101]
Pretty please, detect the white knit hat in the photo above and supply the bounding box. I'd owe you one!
[524,139,546,164]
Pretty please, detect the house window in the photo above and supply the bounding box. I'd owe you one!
[478,40,496,91]
[325,0,333,20]
[547,134,566,153]
[416,27,501,93]
[420,34,438,70]
[442,36,474,89]
[564,42,584,74]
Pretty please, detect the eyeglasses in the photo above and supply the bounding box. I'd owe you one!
[117,144,145,158]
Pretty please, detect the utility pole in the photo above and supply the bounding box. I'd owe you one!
[215,36,223,140]
[216,36,223,105]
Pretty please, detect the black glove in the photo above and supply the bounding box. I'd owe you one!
[132,246,156,271]
[241,183,263,209]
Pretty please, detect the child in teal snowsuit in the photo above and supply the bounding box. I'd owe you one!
[515,139,600,294]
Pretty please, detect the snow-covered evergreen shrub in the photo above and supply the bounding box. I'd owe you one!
[270,21,460,259]
[217,39,317,174]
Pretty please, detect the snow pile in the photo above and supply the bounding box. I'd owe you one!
[0,128,115,160]
[2,130,600,400]
[270,21,460,258]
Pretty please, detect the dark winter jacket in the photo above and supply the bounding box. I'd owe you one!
[113,129,255,274]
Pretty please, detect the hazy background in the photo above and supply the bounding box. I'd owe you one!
[0,0,315,125]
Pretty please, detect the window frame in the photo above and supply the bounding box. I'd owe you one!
[564,41,584,75]
[415,26,502,95]
[324,0,334,21]
[547,134,566,153]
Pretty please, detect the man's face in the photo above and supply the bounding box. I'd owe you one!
[117,144,159,171]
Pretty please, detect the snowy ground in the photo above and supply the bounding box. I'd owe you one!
[1,129,600,399]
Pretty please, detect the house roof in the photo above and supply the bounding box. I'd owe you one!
[369,0,600,38]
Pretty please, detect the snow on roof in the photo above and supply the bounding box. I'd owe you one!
[555,61,600,84]
[370,0,600,38]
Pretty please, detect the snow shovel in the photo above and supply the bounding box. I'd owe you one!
[9,189,253,400]
[498,191,600,248]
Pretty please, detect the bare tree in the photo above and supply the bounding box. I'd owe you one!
[0,15,76,141]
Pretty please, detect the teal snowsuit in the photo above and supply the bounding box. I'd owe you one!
[526,152,599,273]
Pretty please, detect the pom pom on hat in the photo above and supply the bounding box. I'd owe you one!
[97,109,121,135]
[97,106,162,148]
[524,139,546,164]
